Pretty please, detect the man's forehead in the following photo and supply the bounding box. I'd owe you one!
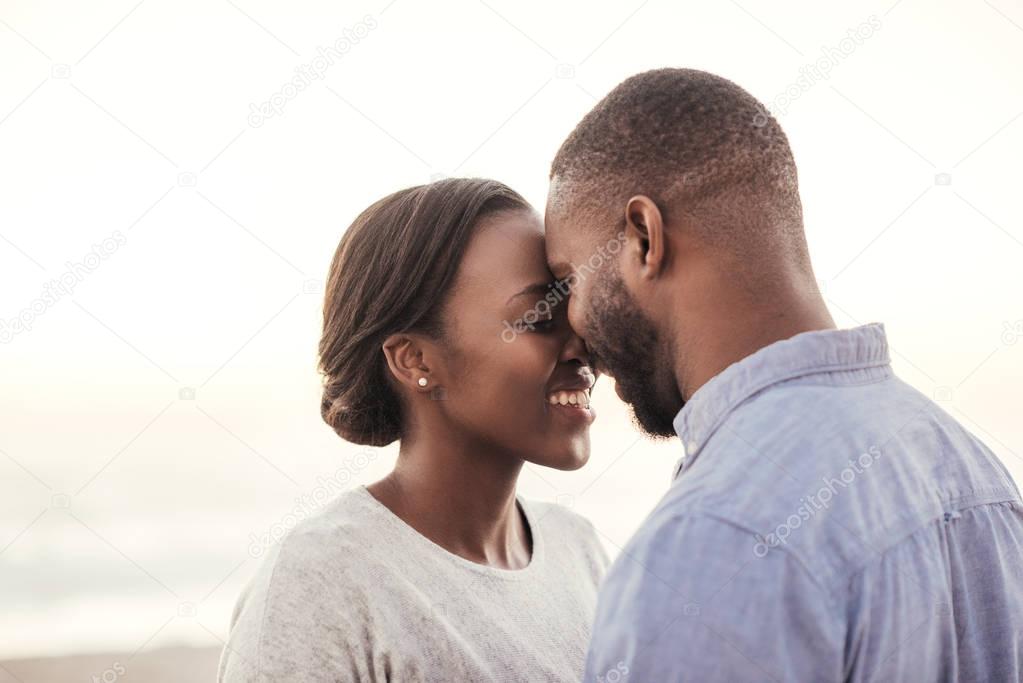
[542,203,570,265]
[544,224,593,280]
[545,175,580,231]
[545,174,570,216]
[545,174,604,263]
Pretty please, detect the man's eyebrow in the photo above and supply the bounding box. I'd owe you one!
[506,281,555,305]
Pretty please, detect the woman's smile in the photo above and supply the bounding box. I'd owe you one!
[546,395,596,425]
[545,369,597,425]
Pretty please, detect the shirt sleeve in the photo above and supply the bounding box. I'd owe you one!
[584,512,844,682]
[217,536,380,683]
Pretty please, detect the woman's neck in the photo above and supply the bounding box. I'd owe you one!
[366,435,532,570]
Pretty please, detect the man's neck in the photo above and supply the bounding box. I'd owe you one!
[678,285,836,401]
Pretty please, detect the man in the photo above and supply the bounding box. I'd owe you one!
[545,68,1023,682]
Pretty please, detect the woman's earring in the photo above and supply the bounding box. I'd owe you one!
[418,377,428,387]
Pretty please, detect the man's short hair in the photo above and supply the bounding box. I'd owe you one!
[550,68,807,266]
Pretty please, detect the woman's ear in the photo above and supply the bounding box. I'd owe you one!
[381,333,435,393]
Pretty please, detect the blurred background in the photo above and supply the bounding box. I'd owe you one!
[1,0,1021,680]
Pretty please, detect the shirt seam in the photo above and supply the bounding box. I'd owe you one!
[848,487,1021,572]
[675,509,845,649]
[687,486,1019,587]
[680,510,834,594]
[838,493,1021,591]
[944,486,1021,509]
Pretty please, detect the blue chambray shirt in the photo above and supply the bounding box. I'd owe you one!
[584,324,1023,682]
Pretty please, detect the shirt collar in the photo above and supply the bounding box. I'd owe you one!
[671,323,891,480]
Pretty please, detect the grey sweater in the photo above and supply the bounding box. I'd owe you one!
[219,486,609,682]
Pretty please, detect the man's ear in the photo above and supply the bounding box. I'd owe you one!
[623,195,667,280]
[381,333,435,394]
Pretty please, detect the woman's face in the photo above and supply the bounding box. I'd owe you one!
[432,208,597,470]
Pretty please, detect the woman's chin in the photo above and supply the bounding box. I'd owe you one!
[533,449,590,472]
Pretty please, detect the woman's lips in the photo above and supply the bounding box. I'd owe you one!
[545,390,596,425]
[546,389,591,409]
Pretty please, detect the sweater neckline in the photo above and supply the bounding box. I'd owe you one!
[354,485,545,580]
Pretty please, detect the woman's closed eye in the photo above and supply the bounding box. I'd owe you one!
[525,314,556,333]
[526,298,571,333]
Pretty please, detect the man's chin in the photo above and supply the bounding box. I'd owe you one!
[615,379,679,439]
[630,406,679,440]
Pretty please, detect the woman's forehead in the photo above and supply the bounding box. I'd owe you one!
[456,210,550,291]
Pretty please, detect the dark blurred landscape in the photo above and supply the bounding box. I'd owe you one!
[0,646,220,683]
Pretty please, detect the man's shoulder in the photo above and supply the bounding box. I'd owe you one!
[602,500,834,617]
[657,378,902,581]
[663,374,1018,589]
[673,374,924,510]
[588,487,846,683]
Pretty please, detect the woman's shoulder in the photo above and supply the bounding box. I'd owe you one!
[220,488,384,681]
[269,486,386,572]
[238,487,386,606]
[524,497,597,534]
[523,498,610,574]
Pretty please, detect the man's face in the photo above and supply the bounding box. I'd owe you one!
[544,185,680,438]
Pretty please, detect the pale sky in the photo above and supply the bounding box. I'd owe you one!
[1,0,1021,659]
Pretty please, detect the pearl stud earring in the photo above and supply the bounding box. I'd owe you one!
[418,377,428,387]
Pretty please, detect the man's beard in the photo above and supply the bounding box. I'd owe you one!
[584,267,681,438]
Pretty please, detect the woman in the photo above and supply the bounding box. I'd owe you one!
[219,178,608,682]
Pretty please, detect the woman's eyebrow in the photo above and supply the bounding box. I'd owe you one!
[505,281,555,305]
